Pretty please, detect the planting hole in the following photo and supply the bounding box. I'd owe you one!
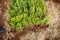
[0,27,4,32]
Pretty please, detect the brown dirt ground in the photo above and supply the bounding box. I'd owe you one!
[0,0,60,40]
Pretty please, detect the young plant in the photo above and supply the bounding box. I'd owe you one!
[8,0,47,29]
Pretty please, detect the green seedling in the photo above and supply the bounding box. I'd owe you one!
[8,0,47,29]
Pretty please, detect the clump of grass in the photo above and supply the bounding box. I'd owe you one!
[8,0,48,29]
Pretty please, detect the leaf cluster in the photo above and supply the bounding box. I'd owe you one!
[8,0,47,29]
